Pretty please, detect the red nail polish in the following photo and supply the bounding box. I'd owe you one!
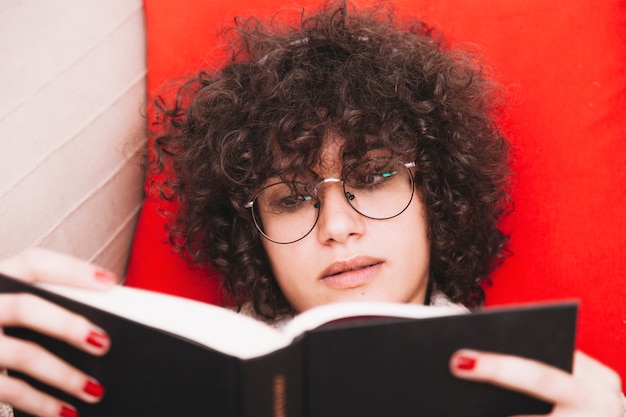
[60,405,78,417]
[94,269,116,284]
[86,330,109,349]
[456,355,477,370]
[83,380,105,398]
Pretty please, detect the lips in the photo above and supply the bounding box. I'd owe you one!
[320,256,383,289]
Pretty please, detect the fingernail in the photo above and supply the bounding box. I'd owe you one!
[94,269,117,284]
[83,379,105,398]
[60,404,78,417]
[455,355,477,370]
[86,330,109,349]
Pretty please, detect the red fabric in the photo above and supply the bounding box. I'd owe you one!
[129,0,626,380]
[125,197,225,304]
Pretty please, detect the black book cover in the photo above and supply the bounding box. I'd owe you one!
[304,307,576,417]
[0,273,577,417]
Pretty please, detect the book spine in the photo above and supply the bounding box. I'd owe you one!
[238,340,305,417]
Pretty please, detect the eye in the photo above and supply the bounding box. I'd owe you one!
[347,159,399,189]
[273,194,310,210]
[261,182,313,214]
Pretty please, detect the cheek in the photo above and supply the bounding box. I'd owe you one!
[262,243,308,290]
[393,198,431,265]
[399,194,429,242]
[263,243,319,313]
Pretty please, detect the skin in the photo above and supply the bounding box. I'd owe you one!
[262,139,624,416]
[263,139,430,313]
[0,249,112,417]
[0,254,622,416]
[450,350,623,417]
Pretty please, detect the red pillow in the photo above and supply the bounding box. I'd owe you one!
[127,0,626,381]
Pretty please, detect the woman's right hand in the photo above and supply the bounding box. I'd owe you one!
[0,248,117,417]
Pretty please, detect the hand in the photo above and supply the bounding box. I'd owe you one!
[0,248,117,417]
[450,349,624,416]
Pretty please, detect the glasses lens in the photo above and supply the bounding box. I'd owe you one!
[250,158,414,244]
[252,181,319,244]
[343,158,414,220]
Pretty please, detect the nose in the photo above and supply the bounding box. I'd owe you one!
[314,181,365,244]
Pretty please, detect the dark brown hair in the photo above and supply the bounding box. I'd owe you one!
[151,1,512,321]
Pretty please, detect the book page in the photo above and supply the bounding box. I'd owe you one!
[38,283,464,359]
[38,283,293,359]
[282,301,465,340]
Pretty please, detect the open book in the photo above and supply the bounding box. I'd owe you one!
[0,273,577,417]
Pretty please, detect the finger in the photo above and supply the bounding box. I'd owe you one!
[0,372,79,417]
[449,349,579,405]
[0,248,118,289]
[572,351,622,392]
[0,293,110,355]
[451,349,626,417]
[0,334,105,407]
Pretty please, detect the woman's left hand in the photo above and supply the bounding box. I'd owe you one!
[450,349,624,416]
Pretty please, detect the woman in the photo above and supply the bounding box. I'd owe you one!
[0,2,623,416]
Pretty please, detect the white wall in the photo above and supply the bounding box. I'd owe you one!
[0,1,147,277]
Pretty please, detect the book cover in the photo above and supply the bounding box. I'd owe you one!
[0,273,577,417]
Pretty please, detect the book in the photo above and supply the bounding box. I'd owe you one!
[0,272,577,417]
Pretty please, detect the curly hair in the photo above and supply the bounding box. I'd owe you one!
[151,1,512,321]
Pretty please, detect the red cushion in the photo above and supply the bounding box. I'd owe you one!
[125,197,225,304]
[128,0,626,381]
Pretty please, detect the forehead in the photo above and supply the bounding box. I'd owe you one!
[278,134,392,175]
[315,135,344,176]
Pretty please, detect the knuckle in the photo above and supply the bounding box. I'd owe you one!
[53,310,93,344]
[66,313,92,335]
[0,375,29,404]
[17,248,41,276]
[6,339,43,370]
[6,293,42,325]
[0,375,64,417]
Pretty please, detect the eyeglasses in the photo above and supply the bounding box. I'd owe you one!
[245,158,416,244]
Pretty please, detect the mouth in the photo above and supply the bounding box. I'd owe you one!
[320,257,383,289]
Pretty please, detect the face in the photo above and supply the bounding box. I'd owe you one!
[261,138,431,313]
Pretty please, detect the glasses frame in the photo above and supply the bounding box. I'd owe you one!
[245,158,417,244]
